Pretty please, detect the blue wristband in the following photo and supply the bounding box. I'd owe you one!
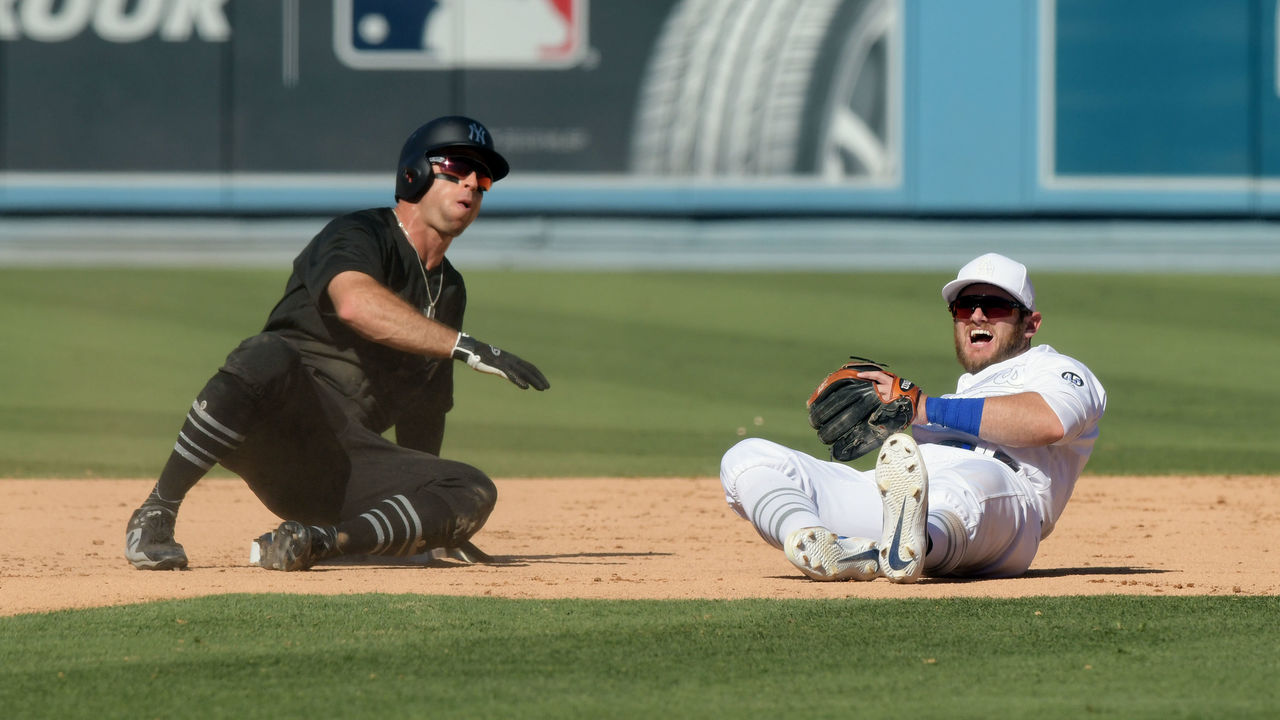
[926,397,985,437]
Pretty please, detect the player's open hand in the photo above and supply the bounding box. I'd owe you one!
[450,333,550,390]
[855,369,926,424]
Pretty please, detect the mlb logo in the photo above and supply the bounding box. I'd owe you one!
[334,0,589,69]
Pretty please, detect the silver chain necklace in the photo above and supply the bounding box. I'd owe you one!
[394,209,443,318]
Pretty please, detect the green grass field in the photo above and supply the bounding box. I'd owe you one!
[0,268,1276,718]
[2,595,1277,719]
[1,269,1276,477]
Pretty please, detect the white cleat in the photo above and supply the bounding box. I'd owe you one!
[876,433,929,584]
[784,527,879,581]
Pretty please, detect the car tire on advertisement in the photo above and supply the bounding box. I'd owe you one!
[630,0,899,181]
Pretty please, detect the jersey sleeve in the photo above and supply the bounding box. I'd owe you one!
[298,216,390,304]
[1028,356,1107,444]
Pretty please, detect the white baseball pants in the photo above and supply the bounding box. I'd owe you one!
[720,438,1043,578]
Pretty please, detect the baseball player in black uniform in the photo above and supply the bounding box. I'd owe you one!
[125,115,549,571]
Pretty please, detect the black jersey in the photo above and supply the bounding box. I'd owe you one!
[262,208,466,438]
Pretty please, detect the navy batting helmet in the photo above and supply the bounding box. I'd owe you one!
[395,116,510,201]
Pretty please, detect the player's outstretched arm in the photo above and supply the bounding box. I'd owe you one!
[328,270,549,391]
[328,270,459,355]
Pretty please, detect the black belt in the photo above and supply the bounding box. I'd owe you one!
[937,440,1020,471]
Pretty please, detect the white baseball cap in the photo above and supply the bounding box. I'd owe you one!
[941,253,1036,310]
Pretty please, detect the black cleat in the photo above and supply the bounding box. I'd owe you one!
[250,521,327,571]
[125,505,189,570]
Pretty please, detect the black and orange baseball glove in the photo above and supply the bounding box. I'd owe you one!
[806,356,921,461]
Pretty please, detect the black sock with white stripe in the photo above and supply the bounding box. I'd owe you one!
[332,490,458,558]
[148,373,255,510]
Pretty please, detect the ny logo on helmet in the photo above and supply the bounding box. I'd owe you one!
[468,123,487,145]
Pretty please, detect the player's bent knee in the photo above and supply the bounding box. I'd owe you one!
[721,437,785,471]
[720,437,799,481]
[438,465,498,519]
[468,471,498,513]
[220,333,304,395]
[720,437,794,507]
[446,471,497,542]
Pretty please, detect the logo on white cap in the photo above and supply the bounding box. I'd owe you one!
[941,253,1036,310]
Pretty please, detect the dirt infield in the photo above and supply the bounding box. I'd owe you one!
[1,474,1274,616]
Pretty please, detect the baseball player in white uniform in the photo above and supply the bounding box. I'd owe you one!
[720,253,1106,582]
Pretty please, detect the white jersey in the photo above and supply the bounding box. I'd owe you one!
[912,344,1107,538]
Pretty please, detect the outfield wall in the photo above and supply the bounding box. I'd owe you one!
[2,0,1279,217]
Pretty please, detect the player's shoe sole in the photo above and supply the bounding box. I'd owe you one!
[124,506,188,570]
[877,433,928,584]
[249,521,315,571]
[427,541,496,564]
[784,527,879,581]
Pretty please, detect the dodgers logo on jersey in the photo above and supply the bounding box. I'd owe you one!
[986,367,1023,387]
[334,0,589,70]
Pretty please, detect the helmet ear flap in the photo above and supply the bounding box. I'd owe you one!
[396,155,433,202]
